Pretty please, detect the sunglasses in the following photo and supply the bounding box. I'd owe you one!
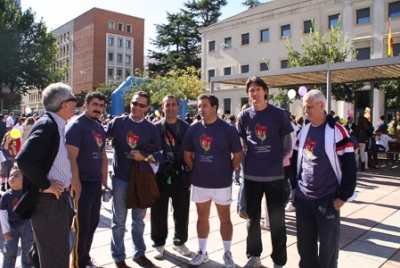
[64,97,77,103]
[131,101,148,108]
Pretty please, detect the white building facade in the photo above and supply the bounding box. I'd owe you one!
[199,0,400,123]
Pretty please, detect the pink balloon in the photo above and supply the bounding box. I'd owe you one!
[298,86,308,96]
[347,110,354,117]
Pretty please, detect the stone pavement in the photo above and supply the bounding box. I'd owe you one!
[2,156,400,268]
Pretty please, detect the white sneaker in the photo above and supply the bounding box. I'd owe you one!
[153,245,164,259]
[188,250,209,266]
[285,201,295,212]
[173,244,191,256]
[244,256,261,268]
[223,251,235,268]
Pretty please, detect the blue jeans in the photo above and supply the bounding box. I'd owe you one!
[2,220,34,268]
[111,178,147,261]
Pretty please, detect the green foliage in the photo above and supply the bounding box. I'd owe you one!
[375,80,400,108]
[242,0,262,9]
[124,67,206,106]
[0,0,66,110]
[277,18,362,103]
[148,0,227,76]
[96,80,123,113]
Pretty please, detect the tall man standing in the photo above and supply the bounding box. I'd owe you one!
[237,76,293,268]
[290,90,356,268]
[66,91,110,268]
[182,94,242,268]
[16,82,76,268]
[107,91,163,268]
[151,95,191,258]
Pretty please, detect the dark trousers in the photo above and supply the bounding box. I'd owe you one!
[30,191,72,268]
[151,175,190,247]
[245,179,287,266]
[295,196,340,268]
[72,181,102,268]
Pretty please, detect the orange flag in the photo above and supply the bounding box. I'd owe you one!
[388,19,393,57]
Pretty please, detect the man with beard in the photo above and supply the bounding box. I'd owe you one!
[66,91,110,268]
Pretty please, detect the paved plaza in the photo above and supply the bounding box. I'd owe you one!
[2,154,400,268]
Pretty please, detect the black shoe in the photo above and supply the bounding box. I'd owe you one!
[132,255,154,268]
[115,260,131,268]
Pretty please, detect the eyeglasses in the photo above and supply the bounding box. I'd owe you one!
[131,101,148,108]
[64,97,77,103]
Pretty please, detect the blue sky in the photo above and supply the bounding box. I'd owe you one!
[21,0,263,51]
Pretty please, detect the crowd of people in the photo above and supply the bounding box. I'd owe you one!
[0,76,397,268]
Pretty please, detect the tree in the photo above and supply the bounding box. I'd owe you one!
[148,0,227,76]
[0,0,65,110]
[242,0,262,9]
[375,80,400,109]
[124,67,206,106]
[96,81,121,114]
[281,19,363,103]
[148,12,200,76]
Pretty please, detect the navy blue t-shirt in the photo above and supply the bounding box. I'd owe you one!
[181,118,242,188]
[106,115,162,182]
[0,189,24,227]
[297,122,338,199]
[65,114,106,182]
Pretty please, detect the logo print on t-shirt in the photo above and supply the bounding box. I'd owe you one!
[165,132,175,147]
[304,137,316,159]
[127,131,139,149]
[93,131,103,149]
[200,134,212,154]
[12,197,19,208]
[254,123,267,144]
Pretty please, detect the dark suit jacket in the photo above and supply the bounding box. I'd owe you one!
[16,112,60,195]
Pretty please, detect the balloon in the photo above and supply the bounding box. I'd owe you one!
[10,129,21,139]
[25,107,32,114]
[155,110,161,118]
[347,110,354,117]
[287,89,296,100]
[298,86,308,96]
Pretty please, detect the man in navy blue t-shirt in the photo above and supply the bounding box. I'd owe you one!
[66,91,109,268]
[237,76,293,268]
[182,94,242,268]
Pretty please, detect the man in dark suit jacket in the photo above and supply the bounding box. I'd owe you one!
[0,115,6,142]
[16,82,76,268]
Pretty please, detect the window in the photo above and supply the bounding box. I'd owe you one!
[357,8,370,24]
[260,62,268,71]
[108,68,113,77]
[223,98,231,115]
[126,25,132,33]
[125,55,131,63]
[108,37,114,46]
[260,29,269,42]
[117,54,122,62]
[116,69,122,77]
[356,47,371,60]
[117,39,123,47]
[209,41,215,52]
[108,53,113,61]
[393,43,400,56]
[241,97,249,108]
[329,14,339,28]
[281,60,288,69]
[241,65,249,73]
[118,23,123,31]
[303,20,313,33]
[109,21,115,30]
[224,67,231,75]
[224,37,232,48]
[389,1,400,18]
[241,33,250,45]
[125,70,131,77]
[281,25,291,38]
[126,40,131,49]
[208,69,215,82]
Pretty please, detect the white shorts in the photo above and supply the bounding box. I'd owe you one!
[191,186,232,205]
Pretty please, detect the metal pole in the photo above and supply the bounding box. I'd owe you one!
[326,69,331,113]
